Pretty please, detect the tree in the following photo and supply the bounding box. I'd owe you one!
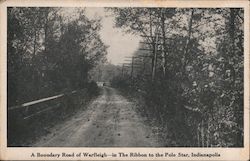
[110,7,244,147]
[8,7,108,106]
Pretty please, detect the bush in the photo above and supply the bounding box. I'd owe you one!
[87,81,99,96]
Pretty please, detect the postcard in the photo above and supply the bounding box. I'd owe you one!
[0,0,249,160]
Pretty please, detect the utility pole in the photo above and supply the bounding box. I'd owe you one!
[121,64,124,77]
[131,56,134,80]
[98,67,101,82]
[123,56,149,81]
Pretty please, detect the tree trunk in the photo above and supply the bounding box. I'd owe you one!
[33,29,37,56]
[182,9,194,73]
[160,9,167,76]
[201,119,205,147]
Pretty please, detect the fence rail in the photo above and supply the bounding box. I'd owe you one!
[7,87,99,146]
[7,90,80,122]
[8,90,77,111]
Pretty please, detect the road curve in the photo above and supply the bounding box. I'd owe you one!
[34,87,160,147]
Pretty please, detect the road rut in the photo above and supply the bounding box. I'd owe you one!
[34,87,160,147]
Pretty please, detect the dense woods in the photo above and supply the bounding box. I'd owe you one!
[90,63,121,82]
[7,7,108,146]
[110,8,244,147]
[8,7,107,106]
[7,7,244,148]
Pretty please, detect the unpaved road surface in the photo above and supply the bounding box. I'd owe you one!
[34,87,161,147]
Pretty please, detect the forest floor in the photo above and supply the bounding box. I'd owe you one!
[33,86,162,147]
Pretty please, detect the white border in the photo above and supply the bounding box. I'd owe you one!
[0,0,249,160]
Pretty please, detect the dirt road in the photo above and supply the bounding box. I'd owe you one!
[34,87,161,147]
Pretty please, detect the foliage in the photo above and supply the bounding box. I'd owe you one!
[89,62,121,82]
[110,8,244,147]
[8,7,107,106]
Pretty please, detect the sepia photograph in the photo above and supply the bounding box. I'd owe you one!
[1,0,249,160]
[7,6,244,147]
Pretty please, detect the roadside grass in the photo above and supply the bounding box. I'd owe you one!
[8,86,101,147]
[115,87,194,147]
